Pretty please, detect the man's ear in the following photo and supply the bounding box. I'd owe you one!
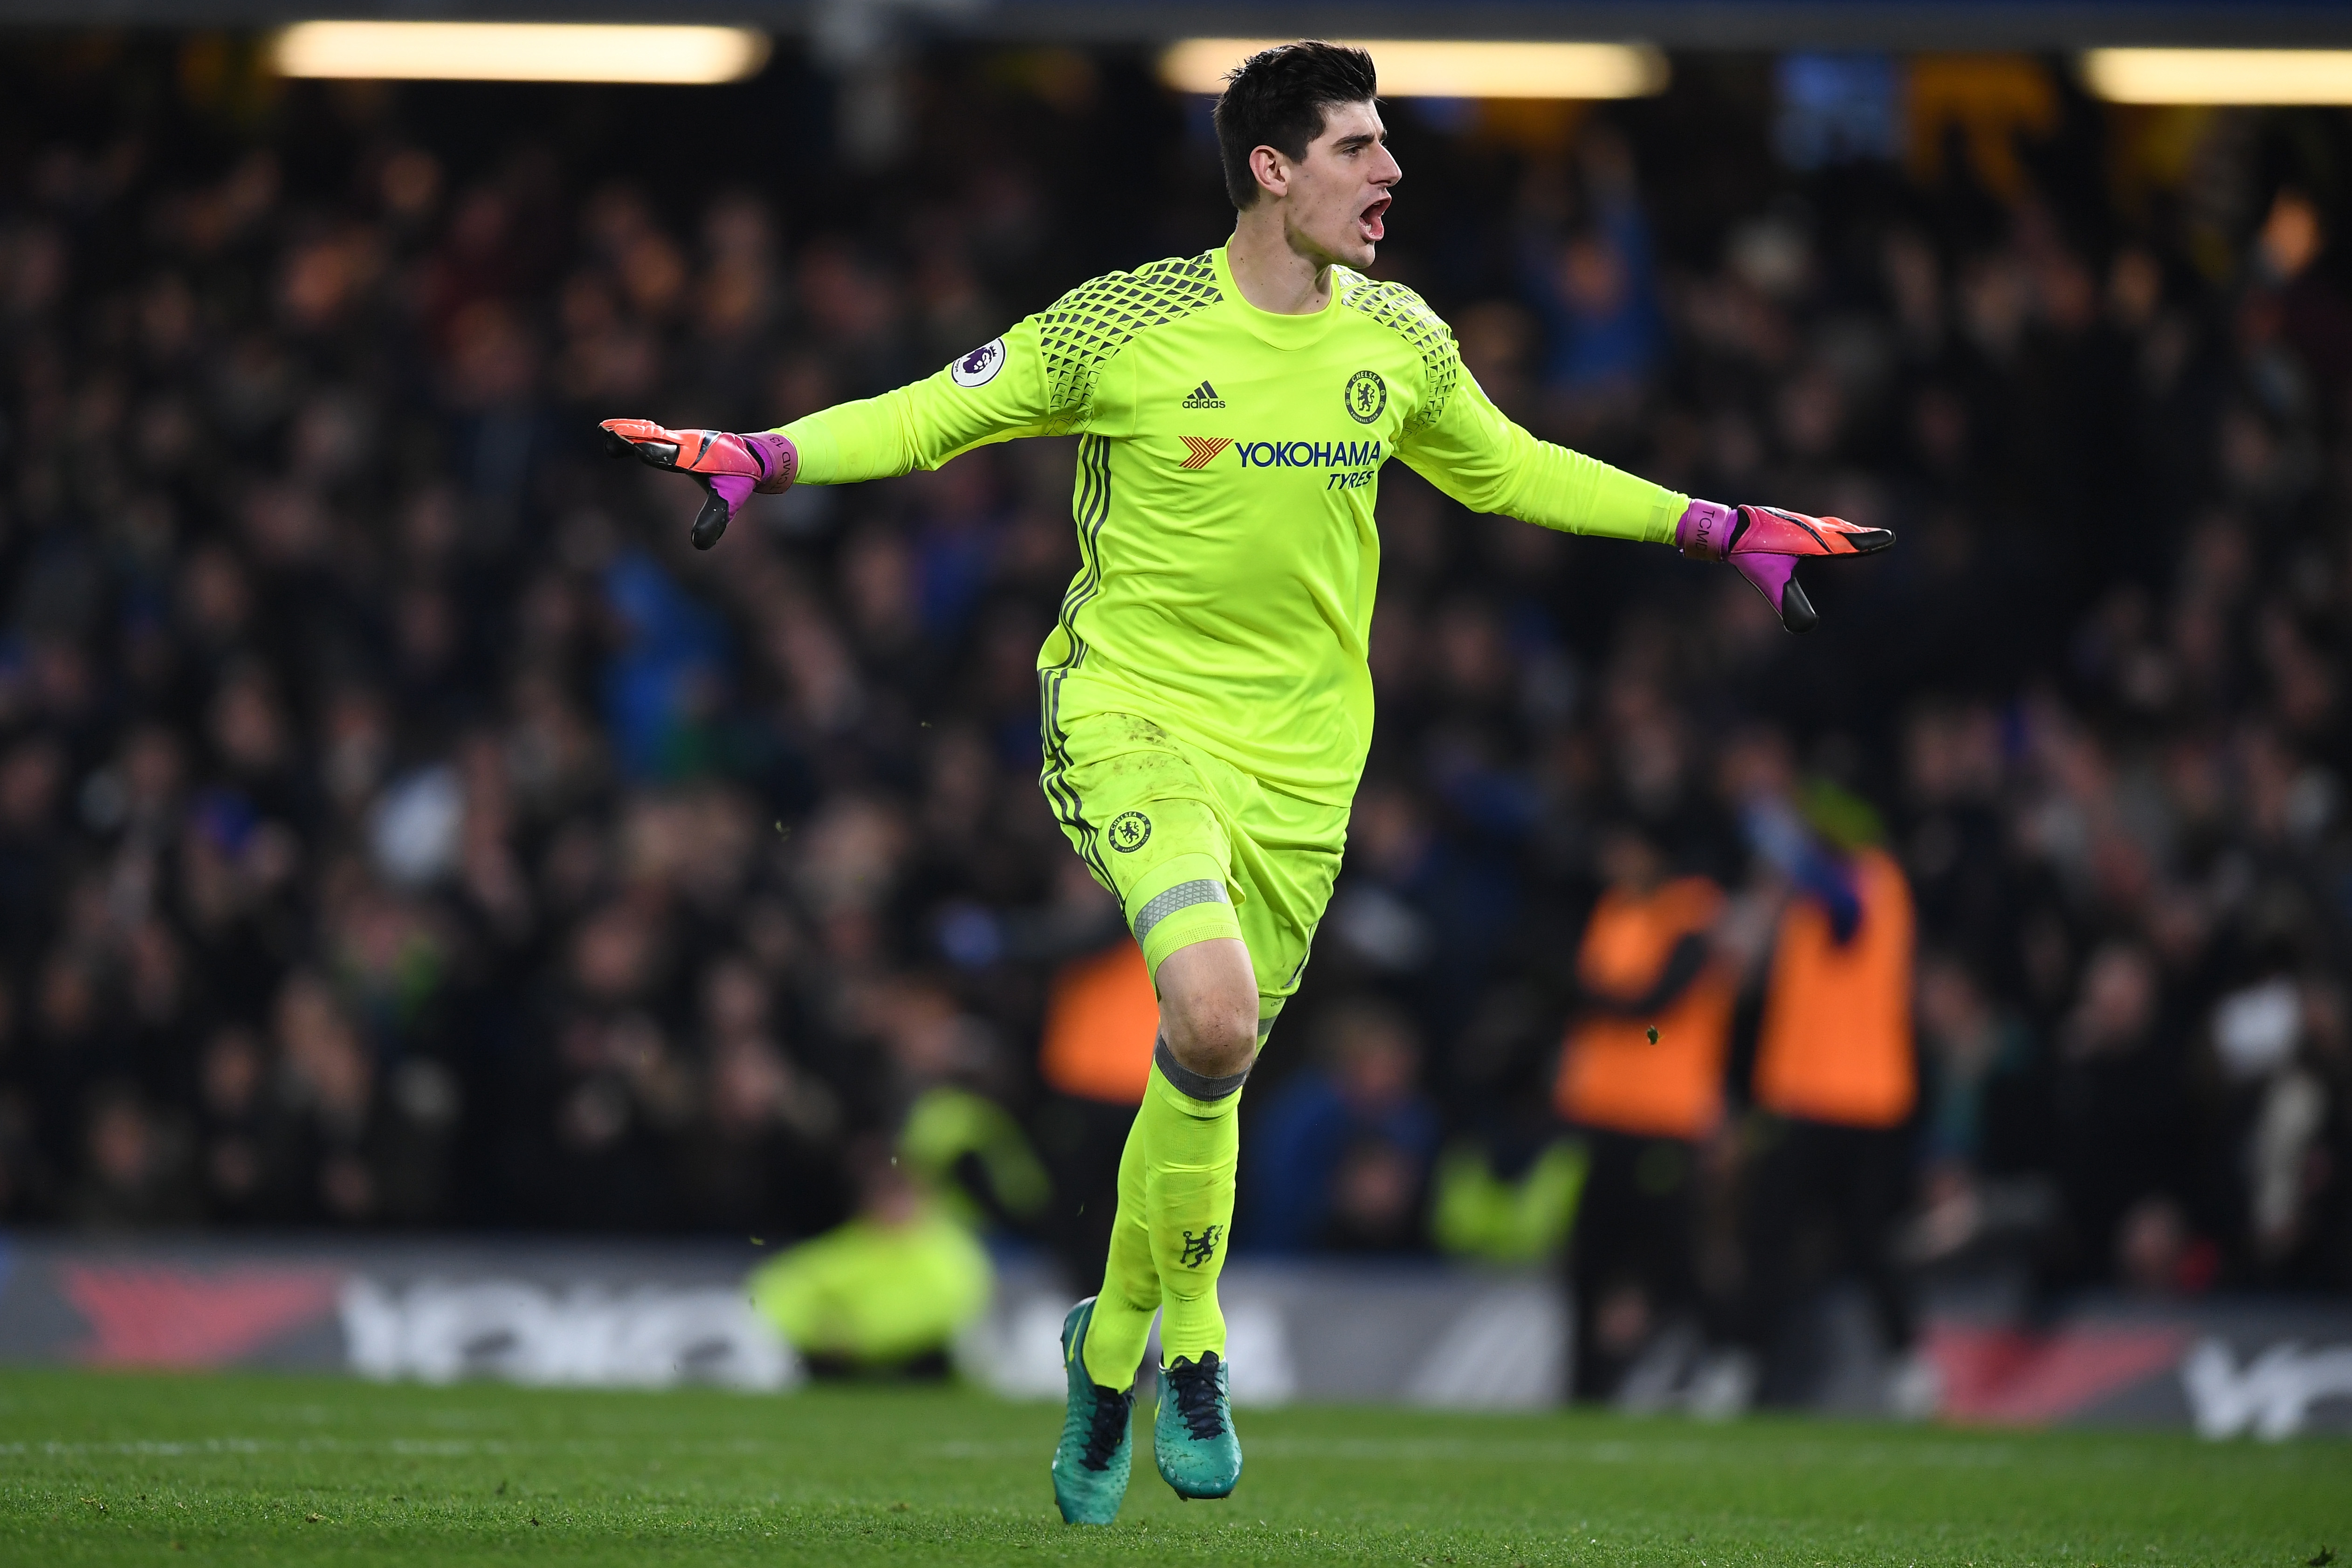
[1248,144,1289,202]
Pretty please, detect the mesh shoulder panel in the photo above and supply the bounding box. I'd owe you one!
[1337,271,1461,432]
[1036,252,1224,429]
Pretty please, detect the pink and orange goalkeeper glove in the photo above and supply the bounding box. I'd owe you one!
[598,420,798,550]
[1676,501,1892,633]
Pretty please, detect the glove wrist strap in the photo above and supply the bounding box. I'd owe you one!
[746,431,799,494]
[1674,498,1740,561]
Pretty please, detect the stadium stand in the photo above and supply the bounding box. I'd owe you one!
[0,36,2341,1391]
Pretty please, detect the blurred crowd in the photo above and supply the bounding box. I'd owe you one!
[0,39,2345,1362]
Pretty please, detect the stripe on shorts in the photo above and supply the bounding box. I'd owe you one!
[1036,434,1115,882]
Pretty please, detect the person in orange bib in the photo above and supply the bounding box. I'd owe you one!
[1552,825,1736,1402]
[1733,782,1932,1417]
[1035,938,1161,1285]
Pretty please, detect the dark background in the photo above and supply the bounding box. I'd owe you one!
[0,30,2344,1310]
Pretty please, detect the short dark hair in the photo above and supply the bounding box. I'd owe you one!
[1211,41,1378,212]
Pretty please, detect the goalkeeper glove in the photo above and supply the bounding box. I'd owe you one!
[598,420,798,550]
[1676,501,1892,633]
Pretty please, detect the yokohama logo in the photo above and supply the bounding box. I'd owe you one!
[1233,438,1383,469]
[1179,437,1234,469]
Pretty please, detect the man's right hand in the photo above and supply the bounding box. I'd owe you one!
[599,419,798,550]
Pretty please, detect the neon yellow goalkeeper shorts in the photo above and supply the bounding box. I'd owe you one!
[1039,709,1346,1032]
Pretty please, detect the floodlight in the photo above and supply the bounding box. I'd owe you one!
[270,21,771,85]
[2082,48,2352,105]
[1160,39,1669,100]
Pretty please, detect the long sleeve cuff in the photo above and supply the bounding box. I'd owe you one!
[773,414,844,485]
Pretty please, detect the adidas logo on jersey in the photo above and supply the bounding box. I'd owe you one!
[1180,380,1225,410]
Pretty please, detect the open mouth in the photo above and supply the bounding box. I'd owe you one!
[1358,195,1390,244]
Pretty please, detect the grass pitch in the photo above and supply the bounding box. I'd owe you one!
[0,1370,2342,1566]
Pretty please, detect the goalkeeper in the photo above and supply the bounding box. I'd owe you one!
[603,40,1889,1524]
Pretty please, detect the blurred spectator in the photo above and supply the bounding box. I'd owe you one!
[2049,941,2206,1291]
[1031,935,1157,1280]
[1550,825,1734,1403]
[673,952,846,1237]
[195,1024,282,1222]
[1429,1137,1586,1268]
[1900,952,2049,1272]
[746,1138,992,1378]
[1244,998,1439,1253]
[69,1085,199,1229]
[1735,777,1930,1415]
[1521,128,1666,416]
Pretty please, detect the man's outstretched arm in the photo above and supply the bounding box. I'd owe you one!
[602,323,1058,548]
[1397,361,1891,633]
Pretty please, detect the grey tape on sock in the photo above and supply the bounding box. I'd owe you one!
[1153,1035,1251,1101]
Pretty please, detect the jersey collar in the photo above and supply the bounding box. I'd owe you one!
[1211,245,1342,351]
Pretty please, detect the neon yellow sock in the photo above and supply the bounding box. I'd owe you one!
[1137,1063,1239,1364]
[1080,1106,1160,1389]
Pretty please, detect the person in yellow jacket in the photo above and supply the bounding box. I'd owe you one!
[749,1141,994,1378]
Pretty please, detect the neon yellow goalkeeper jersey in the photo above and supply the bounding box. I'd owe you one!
[780,245,1685,805]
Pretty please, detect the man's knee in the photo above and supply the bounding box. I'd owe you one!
[1155,938,1259,1083]
[1160,994,1256,1082]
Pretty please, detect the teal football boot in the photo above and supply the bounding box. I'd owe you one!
[1153,1351,1242,1499]
[1050,1298,1134,1526]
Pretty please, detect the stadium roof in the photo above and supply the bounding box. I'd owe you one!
[5,0,2352,48]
